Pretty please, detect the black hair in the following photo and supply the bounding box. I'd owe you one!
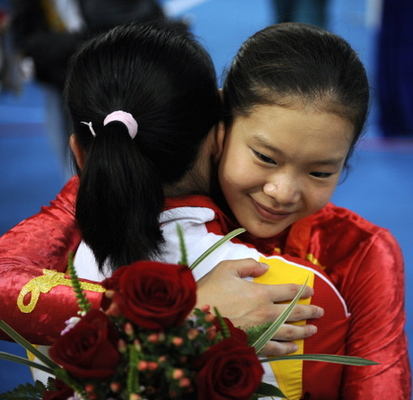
[65,22,220,270]
[223,23,369,163]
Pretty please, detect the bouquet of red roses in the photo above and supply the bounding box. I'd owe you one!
[45,259,267,400]
[0,228,376,400]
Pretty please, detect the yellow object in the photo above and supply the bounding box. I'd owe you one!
[17,269,105,313]
[254,256,315,400]
[306,253,325,269]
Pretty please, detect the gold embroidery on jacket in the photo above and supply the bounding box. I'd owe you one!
[306,253,325,269]
[17,269,105,313]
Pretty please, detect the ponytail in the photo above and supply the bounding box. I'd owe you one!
[76,121,164,270]
[66,23,220,272]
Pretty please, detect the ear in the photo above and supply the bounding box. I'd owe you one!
[69,134,86,169]
[211,121,226,162]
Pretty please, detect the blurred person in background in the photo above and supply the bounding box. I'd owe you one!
[271,0,329,29]
[376,0,413,138]
[0,6,11,92]
[10,0,168,175]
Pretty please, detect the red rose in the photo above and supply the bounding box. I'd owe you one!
[49,310,120,379]
[194,338,264,400]
[103,261,196,330]
[42,379,73,400]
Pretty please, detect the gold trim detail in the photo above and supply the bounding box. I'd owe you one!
[17,269,105,313]
[306,253,325,269]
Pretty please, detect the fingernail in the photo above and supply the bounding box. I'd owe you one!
[289,343,298,353]
[317,307,324,317]
[308,325,318,335]
[259,262,269,270]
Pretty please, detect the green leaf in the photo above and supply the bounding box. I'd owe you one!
[246,321,272,346]
[254,382,286,398]
[261,354,378,366]
[176,224,188,266]
[189,227,246,271]
[213,307,230,339]
[0,380,47,400]
[0,352,55,375]
[251,275,309,353]
[0,320,58,370]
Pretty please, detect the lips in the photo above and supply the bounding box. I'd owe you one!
[252,199,293,221]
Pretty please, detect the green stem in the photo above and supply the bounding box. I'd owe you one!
[0,320,58,370]
[67,252,91,314]
[127,345,140,395]
[252,276,309,353]
[213,307,230,339]
[0,352,55,375]
[261,354,378,366]
[176,224,188,266]
[189,228,246,271]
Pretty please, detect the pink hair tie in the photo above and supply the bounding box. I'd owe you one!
[103,110,138,139]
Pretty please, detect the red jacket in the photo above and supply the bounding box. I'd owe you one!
[163,195,350,400]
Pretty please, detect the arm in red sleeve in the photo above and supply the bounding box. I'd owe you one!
[0,177,105,344]
[340,229,411,399]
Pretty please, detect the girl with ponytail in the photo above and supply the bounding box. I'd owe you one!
[66,22,220,271]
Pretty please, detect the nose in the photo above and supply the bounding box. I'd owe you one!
[263,173,300,206]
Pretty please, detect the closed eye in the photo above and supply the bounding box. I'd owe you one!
[252,149,277,165]
[310,171,334,178]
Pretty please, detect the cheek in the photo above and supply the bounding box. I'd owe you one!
[219,164,262,197]
[218,152,252,192]
[305,183,337,213]
[220,143,268,194]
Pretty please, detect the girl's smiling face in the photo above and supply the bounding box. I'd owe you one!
[217,102,354,239]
